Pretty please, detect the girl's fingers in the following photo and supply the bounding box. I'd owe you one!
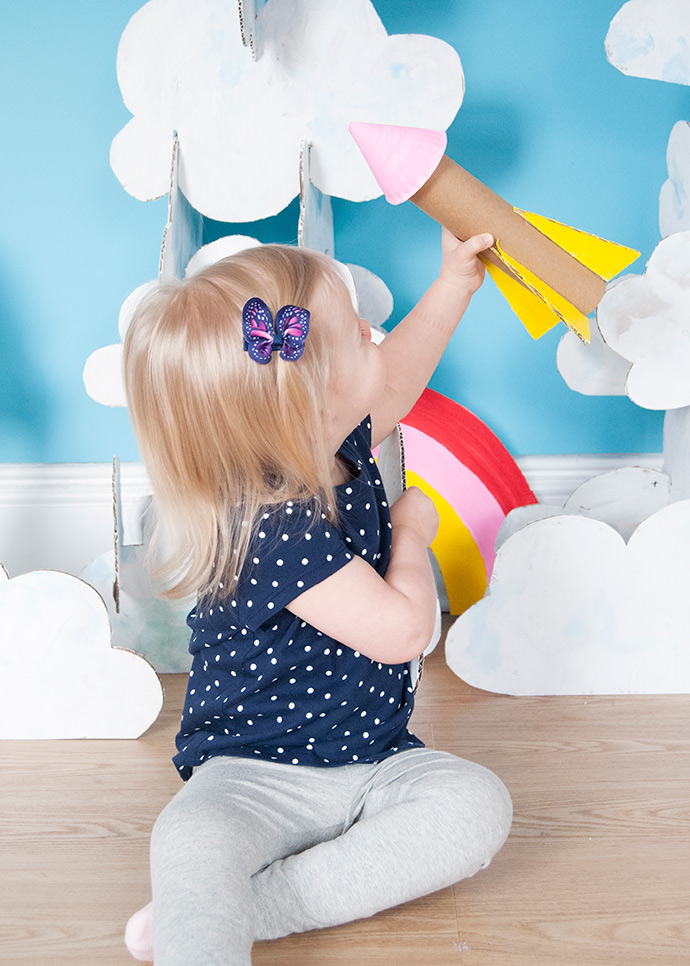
[443,230,494,261]
[465,232,494,254]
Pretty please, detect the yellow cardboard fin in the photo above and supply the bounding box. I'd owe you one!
[516,209,640,281]
[495,244,591,343]
[482,256,560,340]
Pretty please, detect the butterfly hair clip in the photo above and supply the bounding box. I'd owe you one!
[242,297,310,365]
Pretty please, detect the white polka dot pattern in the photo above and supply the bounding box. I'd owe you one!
[173,418,422,780]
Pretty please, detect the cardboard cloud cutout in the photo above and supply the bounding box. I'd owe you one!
[446,501,690,695]
[496,465,671,548]
[558,232,690,409]
[83,279,159,408]
[111,0,464,221]
[606,0,690,86]
[597,232,690,409]
[556,301,630,397]
[0,567,163,738]
[660,120,690,237]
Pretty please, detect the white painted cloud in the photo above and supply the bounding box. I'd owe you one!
[558,232,690,410]
[497,465,670,549]
[597,232,690,409]
[556,299,630,397]
[606,0,690,86]
[84,236,394,408]
[110,0,463,220]
[185,235,262,276]
[659,120,690,237]
[83,278,159,408]
[0,569,163,738]
[446,501,690,695]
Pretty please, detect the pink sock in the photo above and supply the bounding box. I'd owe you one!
[125,902,153,962]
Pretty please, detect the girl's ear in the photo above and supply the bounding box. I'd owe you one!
[360,318,372,341]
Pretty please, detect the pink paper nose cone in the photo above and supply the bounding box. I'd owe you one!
[349,121,447,205]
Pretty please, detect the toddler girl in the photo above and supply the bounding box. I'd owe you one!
[123,232,512,965]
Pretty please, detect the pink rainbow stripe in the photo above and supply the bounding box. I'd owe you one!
[402,424,505,578]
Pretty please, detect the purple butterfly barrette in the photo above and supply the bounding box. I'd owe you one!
[242,297,310,365]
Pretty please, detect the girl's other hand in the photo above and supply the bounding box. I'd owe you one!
[389,486,439,548]
[439,227,494,297]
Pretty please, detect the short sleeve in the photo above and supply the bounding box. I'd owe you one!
[357,416,372,447]
[236,502,354,630]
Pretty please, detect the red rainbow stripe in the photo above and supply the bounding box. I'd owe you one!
[401,388,537,515]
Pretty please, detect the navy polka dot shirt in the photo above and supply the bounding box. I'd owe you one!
[173,418,423,780]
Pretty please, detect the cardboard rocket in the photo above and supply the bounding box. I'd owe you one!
[350,122,640,343]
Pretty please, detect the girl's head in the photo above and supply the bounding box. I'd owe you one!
[123,244,374,600]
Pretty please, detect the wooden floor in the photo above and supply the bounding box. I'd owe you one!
[2,617,689,966]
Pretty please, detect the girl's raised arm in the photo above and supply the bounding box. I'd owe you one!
[369,230,493,449]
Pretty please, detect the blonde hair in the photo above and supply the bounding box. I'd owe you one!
[123,244,344,601]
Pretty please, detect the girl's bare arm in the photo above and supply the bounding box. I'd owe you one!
[285,487,439,663]
[369,229,493,449]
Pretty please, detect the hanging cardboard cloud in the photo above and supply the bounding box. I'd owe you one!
[660,120,690,237]
[237,0,268,60]
[446,500,690,696]
[556,303,630,396]
[345,264,393,333]
[597,232,690,409]
[496,465,671,549]
[606,0,690,86]
[110,0,464,221]
[83,281,158,408]
[558,232,690,409]
[0,567,163,738]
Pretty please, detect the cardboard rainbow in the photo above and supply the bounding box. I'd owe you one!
[0,565,162,738]
[349,121,640,343]
[400,389,536,616]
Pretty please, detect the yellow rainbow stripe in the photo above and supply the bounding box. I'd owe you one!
[406,470,488,616]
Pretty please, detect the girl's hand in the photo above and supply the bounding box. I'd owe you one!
[439,227,494,297]
[389,486,439,548]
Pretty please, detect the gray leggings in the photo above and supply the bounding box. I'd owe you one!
[150,747,512,965]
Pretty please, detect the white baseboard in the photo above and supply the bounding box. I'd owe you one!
[0,454,664,578]
[0,462,149,579]
[516,452,663,505]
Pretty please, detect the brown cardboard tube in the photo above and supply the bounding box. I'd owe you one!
[411,155,606,314]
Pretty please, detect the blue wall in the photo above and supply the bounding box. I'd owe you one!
[2,0,688,462]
